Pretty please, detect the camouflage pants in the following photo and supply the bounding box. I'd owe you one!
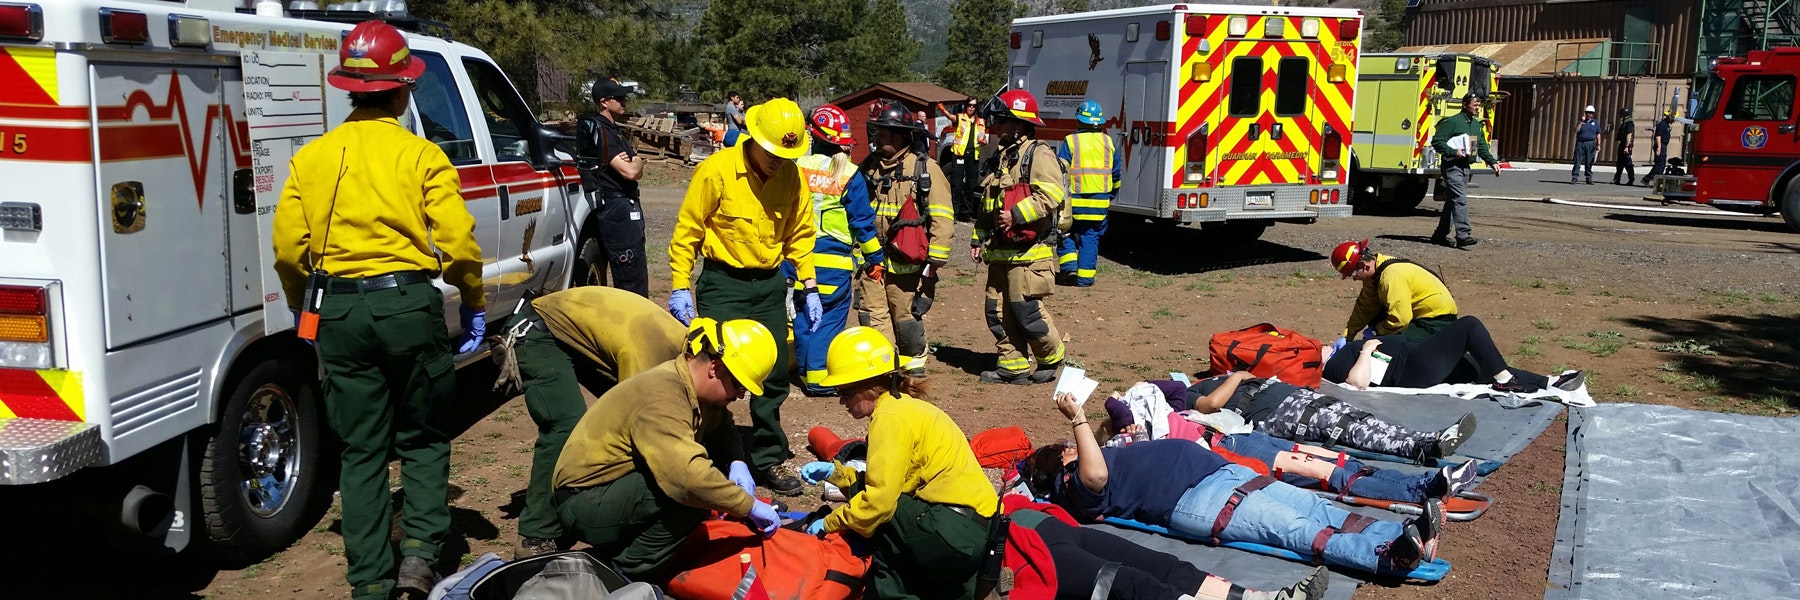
[1256,389,1436,459]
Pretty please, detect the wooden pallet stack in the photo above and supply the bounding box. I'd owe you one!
[622,115,719,165]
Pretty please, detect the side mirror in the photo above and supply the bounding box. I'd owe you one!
[538,124,574,167]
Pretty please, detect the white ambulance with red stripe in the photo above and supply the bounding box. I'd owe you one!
[1009,4,1360,241]
[0,0,590,560]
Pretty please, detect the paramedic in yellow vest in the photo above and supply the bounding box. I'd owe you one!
[1056,100,1122,288]
[972,89,1069,385]
[270,21,482,599]
[1329,239,1460,352]
[667,97,818,496]
[489,286,689,559]
[946,99,988,221]
[860,99,957,377]
[788,105,885,396]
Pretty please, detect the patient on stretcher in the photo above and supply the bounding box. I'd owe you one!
[1323,316,1586,395]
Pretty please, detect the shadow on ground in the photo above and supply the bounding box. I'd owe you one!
[933,344,1000,377]
[1601,212,1794,235]
[1618,312,1800,410]
[1099,221,1325,275]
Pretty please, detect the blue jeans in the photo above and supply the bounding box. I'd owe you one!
[1217,432,1435,503]
[1571,140,1597,181]
[1169,464,1403,573]
[1056,219,1106,286]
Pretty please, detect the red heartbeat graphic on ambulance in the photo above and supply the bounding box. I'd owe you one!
[96,72,253,206]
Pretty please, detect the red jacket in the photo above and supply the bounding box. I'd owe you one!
[999,496,1082,600]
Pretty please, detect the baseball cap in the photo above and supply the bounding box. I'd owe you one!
[590,78,632,102]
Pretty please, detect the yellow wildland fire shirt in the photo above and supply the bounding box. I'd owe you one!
[552,359,753,516]
[668,143,817,289]
[273,108,485,310]
[532,287,686,382]
[1342,254,1459,338]
[820,392,999,537]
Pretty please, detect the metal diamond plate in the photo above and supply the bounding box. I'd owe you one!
[0,418,104,485]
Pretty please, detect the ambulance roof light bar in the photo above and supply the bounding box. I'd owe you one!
[0,2,44,42]
[287,3,453,40]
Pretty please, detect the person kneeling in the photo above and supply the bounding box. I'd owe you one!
[549,318,783,583]
[798,327,1000,599]
[1022,394,1442,575]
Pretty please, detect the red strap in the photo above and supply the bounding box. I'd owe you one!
[1210,475,1278,545]
[1335,452,1348,469]
[1336,467,1373,499]
[1340,512,1377,534]
[1310,527,1336,564]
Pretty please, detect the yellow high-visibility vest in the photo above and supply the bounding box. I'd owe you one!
[952,114,985,157]
[1064,131,1117,195]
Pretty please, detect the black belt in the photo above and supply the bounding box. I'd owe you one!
[944,504,992,528]
[326,271,431,294]
[553,486,585,506]
[703,258,780,280]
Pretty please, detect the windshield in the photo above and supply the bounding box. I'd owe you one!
[1694,75,1724,121]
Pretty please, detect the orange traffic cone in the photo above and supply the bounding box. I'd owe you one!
[732,553,771,600]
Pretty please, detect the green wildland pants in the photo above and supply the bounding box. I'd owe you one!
[506,303,591,541]
[316,279,455,600]
[865,492,989,600]
[694,261,792,470]
[553,470,707,582]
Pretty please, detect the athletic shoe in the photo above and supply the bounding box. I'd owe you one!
[513,536,560,560]
[1553,370,1588,392]
[755,465,805,497]
[980,370,1033,385]
[395,556,441,596]
[1433,413,1477,458]
[1442,459,1481,497]
[1273,565,1330,600]
[1419,498,1445,561]
[1387,523,1425,570]
[1492,378,1539,394]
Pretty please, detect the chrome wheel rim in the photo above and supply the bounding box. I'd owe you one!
[238,383,301,518]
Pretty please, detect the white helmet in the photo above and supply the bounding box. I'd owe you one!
[1584,105,1596,113]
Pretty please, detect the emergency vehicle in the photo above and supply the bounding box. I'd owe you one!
[1349,53,1503,213]
[1662,46,1800,232]
[0,0,591,561]
[1008,4,1361,241]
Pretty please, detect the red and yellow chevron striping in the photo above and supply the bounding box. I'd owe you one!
[0,369,85,422]
[0,47,59,106]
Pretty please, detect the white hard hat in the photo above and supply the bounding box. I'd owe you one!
[1584,105,1596,112]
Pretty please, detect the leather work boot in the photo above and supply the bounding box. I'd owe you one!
[395,556,440,596]
[756,464,804,497]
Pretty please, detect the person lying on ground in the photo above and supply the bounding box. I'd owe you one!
[1322,316,1586,393]
[1007,499,1329,600]
[1020,393,1443,575]
[1108,421,1481,506]
[1330,239,1458,350]
[1151,373,1476,462]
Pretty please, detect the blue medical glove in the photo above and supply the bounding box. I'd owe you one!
[457,306,486,354]
[800,461,836,485]
[668,289,696,325]
[805,518,827,537]
[747,501,780,537]
[727,460,756,497]
[804,289,823,333]
[1361,327,1376,340]
[1332,337,1348,353]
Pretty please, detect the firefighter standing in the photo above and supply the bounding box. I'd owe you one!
[1611,107,1636,186]
[862,100,957,376]
[1055,99,1121,287]
[667,98,818,496]
[492,286,689,558]
[972,90,1069,385]
[271,21,481,599]
[575,78,649,296]
[945,100,987,221]
[790,105,885,396]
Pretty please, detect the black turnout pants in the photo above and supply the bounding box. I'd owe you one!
[1032,517,1211,600]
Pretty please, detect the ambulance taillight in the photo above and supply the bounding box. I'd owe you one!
[1184,126,1208,183]
[100,8,150,45]
[1321,125,1342,181]
[1339,19,1360,40]
[1011,32,1021,49]
[0,2,43,41]
[0,285,51,370]
[1156,20,1170,41]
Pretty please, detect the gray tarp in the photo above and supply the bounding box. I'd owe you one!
[1547,404,1800,600]
[1096,389,1565,598]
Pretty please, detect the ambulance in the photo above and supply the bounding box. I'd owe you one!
[0,0,590,560]
[1008,3,1361,241]
[1349,52,1503,213]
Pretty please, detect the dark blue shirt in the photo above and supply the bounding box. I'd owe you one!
[1057,439,1229,524]
[1576,119,1600,142]
[1191,374,1302,421]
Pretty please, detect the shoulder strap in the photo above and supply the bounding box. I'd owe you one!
[1374,258,1449,289]
[1088,562,1122,600]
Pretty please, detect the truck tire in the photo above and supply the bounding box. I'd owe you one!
[571,231,604,288]
[198,356,326,563]
[1783,176,1800,233]
[1202,220,1269,243]
[1391,176,1430,212]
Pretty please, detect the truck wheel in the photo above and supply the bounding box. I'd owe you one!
[571,233,604,288]
[1391,177,1430,212]
[1202,220,1269,243]
[1783,177,1800,233]
[198,357,326,563]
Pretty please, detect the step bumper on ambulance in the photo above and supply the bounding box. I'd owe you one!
[0,368,103,485]
[1162,186,1352,222]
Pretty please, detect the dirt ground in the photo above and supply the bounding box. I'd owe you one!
[9,163,1796,599]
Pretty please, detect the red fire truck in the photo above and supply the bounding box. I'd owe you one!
[1665,46,1800,231]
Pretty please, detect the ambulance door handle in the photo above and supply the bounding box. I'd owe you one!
[1248,123,1262,140]
[498,185,512,221]
[232,169,255,215]
[1270,123,1284,141]
[1781,124,1796,134]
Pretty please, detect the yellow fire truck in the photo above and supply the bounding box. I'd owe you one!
[1350,53,1503,213]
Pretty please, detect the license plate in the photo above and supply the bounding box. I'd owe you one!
[1244,192,1275,210]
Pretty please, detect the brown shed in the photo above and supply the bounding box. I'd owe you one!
[830,82,973,163]
[1401,0,1700,78]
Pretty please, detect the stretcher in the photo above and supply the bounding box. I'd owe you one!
[1313,490,1492,522]
[1099,517,1452,582]
[1337,446,1503,475]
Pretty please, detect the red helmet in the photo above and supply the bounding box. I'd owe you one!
[994,89,1045,126]
[328,21,426,93]
[1331,239,1371,277]
[809,104,856,145]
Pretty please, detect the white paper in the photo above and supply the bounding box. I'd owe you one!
[1054,365,1100,406]
[1447,133,1472,153]
[1169,372,1192,385]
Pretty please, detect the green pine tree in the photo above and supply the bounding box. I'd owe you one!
[1052,0,1090,15]
[935,0,1020,98]
[1364,0,1409,53]
[830,0,925,92]
[694,0,860,100]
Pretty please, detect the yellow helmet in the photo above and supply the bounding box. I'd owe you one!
[819,327,899,388]
[744,97,809,160]
[686,317,777,397]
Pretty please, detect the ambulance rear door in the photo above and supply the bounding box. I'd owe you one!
[1121,60,1168,215]
[405,48,500,340]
